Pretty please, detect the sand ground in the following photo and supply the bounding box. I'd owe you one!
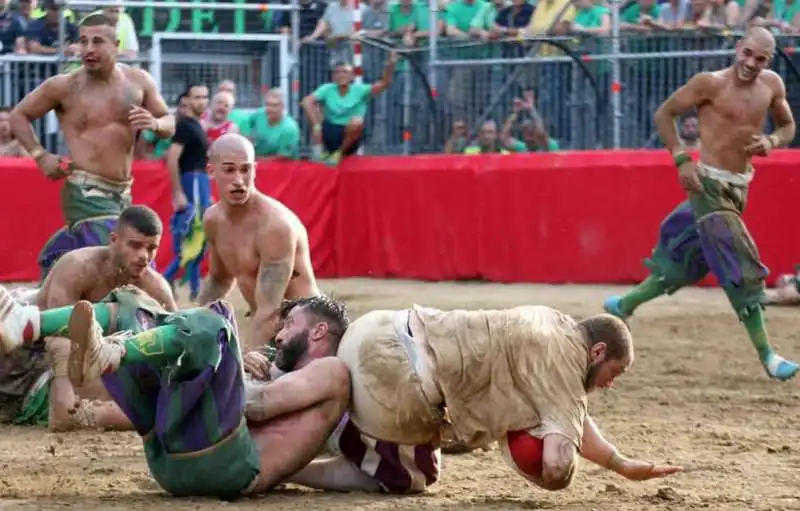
[1,278,799,510]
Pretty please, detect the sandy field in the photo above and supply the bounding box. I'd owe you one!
[1,278,799,511]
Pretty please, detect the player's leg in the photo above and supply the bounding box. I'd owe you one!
[604,201,709,319]
[243,357,351,493]
[763,271,800,306]
[0,285,117,354]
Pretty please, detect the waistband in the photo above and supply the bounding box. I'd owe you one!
[698,162,754,186]
[67,170,133,194]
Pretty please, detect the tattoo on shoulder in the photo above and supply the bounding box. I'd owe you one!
[259,261,292,302]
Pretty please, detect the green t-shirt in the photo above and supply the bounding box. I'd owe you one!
[508,137,560,152]
[575,5,610,28]
[621,3,660,23]
[469,2,498,30]
[312,82,373,126]
[389,1,429,31]
[446,0,486,32]
[249,110,300,159]
[229,109,256,136]
[143,130,171,158]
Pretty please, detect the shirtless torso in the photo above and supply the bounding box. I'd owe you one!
[38,246,177,311]
[198,133,320,352]
[9,16,174,183]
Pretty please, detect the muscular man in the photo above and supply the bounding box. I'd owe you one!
[9,13,175,280]
[603,27,799,382]
[197,134,320,353]
[0,206,176,431]
[64,296,349,498]
[277,306,680,493]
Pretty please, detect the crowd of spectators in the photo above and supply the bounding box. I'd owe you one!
[0,0,797,157]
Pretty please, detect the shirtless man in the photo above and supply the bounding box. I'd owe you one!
[197,133,320,353]
[0,205,176,431]
[602,27,799,382]
[62,295,350,499]
[263,306,681,493]
[9,12,175,281]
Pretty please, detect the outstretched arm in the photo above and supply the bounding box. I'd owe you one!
[580,415,683,481]
[243,222,296,352]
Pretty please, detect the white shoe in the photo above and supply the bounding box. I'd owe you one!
[0,285,40,355]
[67,301,124,387]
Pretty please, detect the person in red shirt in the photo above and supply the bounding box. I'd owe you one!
[205,90,239,143]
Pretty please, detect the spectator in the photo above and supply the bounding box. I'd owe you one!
[206,91,240,143]
[678,112,700,150]
[464,120,510,154]
[0,107,27,157]
[388,0,435,46]
[658,0,692,29]
[302,0,356,65]
[249,88,300,159]
[470,0,506,41]
[446,0,486,39]
[444,119,469,153]
[526,0,575,37]
[494,0,534,37]
[502,95,560,152]
[97,5,139,59]
[0,0,27,55]
[279,0,326,40]
[302,54,398,165]
[363,0,390,36]
[620,0,666,31]
[572,0,612,34]
[26,0,78,56]
[26,0,75,22]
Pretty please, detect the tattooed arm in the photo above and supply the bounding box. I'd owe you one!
[243,222,297,353]
[197,213,235,305]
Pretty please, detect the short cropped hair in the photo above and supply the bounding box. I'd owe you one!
[280,295,349,349]
[117,205,163,237]
[79,12,115,27]
[578,313,633,361]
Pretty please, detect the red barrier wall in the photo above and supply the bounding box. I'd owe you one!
[2,151,798,286]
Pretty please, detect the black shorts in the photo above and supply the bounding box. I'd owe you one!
[322,120,363,156]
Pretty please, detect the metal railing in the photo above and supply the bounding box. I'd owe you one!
[3,11,800,155]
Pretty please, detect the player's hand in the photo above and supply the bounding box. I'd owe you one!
[677,160,702,193]
[37,153,69,181]
[614,458,683,481]
[744,134,776,156]
[243,351,272,380]
[172,191,188,212]
[128,106,157,131]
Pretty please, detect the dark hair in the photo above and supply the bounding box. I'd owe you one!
[117,205,163,237]
[184,82,207,97]
[79,12,114,27]
[280,295,349,349]
[0,107,10,114]
[177,92,188,103]
[578,314,633,361]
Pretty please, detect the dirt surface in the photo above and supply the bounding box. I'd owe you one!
[1,279,799,510]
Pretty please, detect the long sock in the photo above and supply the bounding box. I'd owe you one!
[41,303,112,338]
[618,276,669,315]
[741,307,772,362]
[121,325,184,367]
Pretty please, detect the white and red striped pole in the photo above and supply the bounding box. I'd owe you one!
[352,0,363,85]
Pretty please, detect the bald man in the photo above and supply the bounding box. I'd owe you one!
[277,309,680,494]
[197,134,320,356]
[206,91,239,143]
[603,27,799,381]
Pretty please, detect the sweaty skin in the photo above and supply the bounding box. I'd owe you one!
[9,22,174,182]
[654,27,795,176]
[197,134,320,352]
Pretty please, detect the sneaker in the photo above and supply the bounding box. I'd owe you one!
[67,301,124,387]
[0,285,40,355]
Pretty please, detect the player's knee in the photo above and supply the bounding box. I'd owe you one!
[347,117,364,131]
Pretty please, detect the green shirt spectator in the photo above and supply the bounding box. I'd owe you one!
[621,1,661,24]
[507,137,560,152]
[249,111,300,159]
[312,82,373,126]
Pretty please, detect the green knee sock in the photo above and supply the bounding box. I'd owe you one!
[121,325,185,367]
[619,276,669,315]
[40,304,113,338]
[742,307,772,363]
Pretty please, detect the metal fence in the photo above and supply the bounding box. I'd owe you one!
[3,16,800,155]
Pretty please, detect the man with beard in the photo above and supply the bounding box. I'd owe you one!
[9,13,174,281]
[61,295,350,499]
[0,205,176,431]
[270,306,681,494]
[197,134,320,354]
[163,82,210,301]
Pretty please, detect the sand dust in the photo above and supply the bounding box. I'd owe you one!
[1,278,799,510]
